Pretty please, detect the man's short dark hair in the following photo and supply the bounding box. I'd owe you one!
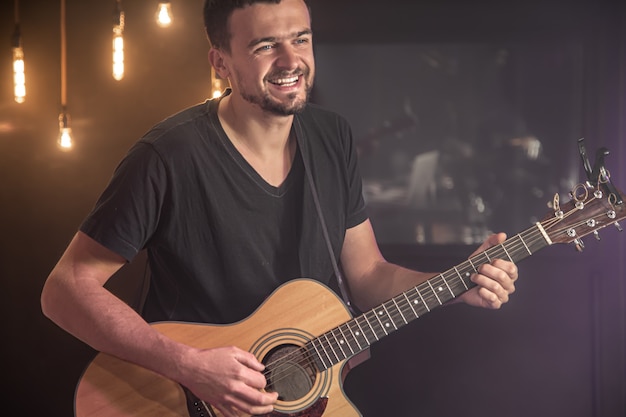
[203,0,309,52]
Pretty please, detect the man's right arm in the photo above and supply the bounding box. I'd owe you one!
[40,231,277,416]
[41,231,194,379]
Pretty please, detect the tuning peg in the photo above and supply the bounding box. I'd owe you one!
[574,238,585,252]
[593,230,601,241]
[615,222,623,232]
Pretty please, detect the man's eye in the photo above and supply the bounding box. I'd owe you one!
[256,44,273,52]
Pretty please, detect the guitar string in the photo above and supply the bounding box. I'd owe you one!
[258,194,608,388]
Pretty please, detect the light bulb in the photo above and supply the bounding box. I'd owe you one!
[156,2,172,28]
[210,66,228,99]
[112,26,124,80]
[58,112,74,151]
[212,78,227,99]
[112,4,125,81]
[13,46,26,103]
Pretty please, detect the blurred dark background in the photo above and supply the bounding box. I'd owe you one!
[0,0,624,416]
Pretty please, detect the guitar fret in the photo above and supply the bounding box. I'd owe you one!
[358,314,378,343]
[382,303,398,330]
[392,298,408,324]
[337,325,356,355]
[426,280,443,305]
[330,328,349,359]
[454,266,469,290]
[416,287,431,312]
[469,258,477,272]
[343,322,364,351]
[446,271,465,297]
[440,274,455,298]
[501,243,513,262]
[310,338,330,369]
[371,309,389,336]
[323,333,341,363]
[317,337,334,367]
[402,293,419,319]
[518,233,532,255]
[354,317,372,345]
[370,310,387,338]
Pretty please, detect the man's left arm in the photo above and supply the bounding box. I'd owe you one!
[339,219,518,312]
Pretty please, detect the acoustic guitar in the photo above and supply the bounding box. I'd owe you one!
[74,162,625,417]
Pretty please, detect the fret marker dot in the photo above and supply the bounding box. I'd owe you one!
[414,300,419,304]
[465,272,471,277]
[385,323,390,328]
[356,331,360,336]
[438,287,443,292]
[378,311,383,316]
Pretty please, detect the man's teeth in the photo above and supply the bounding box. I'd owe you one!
[271,76,299,86]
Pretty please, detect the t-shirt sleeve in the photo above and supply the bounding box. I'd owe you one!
[340,118,368,229]
[80,142,167,261]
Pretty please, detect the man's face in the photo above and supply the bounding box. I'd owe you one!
[222,0,315,116]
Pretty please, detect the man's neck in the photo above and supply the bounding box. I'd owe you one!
[217,93,298,187]
[218,93,294,156]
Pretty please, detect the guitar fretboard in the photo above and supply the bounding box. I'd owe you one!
[305,223,551,371]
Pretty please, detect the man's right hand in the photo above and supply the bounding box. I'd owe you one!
[180,346,279,417]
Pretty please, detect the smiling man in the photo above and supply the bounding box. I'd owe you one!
[41,1,518,416]
[212,1,314,116]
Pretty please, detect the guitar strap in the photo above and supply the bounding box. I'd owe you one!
[293,116,356,314]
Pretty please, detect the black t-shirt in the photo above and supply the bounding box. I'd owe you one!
[80,92,368,324]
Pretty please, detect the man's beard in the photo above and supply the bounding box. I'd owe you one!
[240,69,313,116]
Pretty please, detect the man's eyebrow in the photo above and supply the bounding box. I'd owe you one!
[247,29,312,49]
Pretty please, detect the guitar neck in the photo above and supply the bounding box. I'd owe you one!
[307,223,552,371]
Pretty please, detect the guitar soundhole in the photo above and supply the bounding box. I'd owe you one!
[263,344,317,401]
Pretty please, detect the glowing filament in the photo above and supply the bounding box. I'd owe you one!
[58,112,74,151]
[13,46,26,103]
[112,27,124,80]
[156,2,172,28]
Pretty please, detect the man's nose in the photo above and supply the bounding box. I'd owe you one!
[275,45,299,70]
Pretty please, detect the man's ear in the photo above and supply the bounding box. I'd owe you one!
[209,48,229,79]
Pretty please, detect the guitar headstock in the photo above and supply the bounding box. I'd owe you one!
[541,180,625,249]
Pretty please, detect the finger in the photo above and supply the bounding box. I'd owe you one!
[477,286,503,309]
[235,350,265,372]
[480,261,518,294]
[471,269,510,304]
[226,390,278,416]
[227,348,268,390]
[471,232,506,255]
[491,259,519,283]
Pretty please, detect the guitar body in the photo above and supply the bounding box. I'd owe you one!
[74,279,363,417]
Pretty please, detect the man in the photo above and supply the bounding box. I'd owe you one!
[41,1,518,416]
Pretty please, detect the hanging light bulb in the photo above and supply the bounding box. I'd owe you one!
[156,1,173,28]
[12,1,25,103]
[12,33,26,104]
[112,0,125,81]
[58,110,74,151]
[57,0,75,151]
[210,66,228,99]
